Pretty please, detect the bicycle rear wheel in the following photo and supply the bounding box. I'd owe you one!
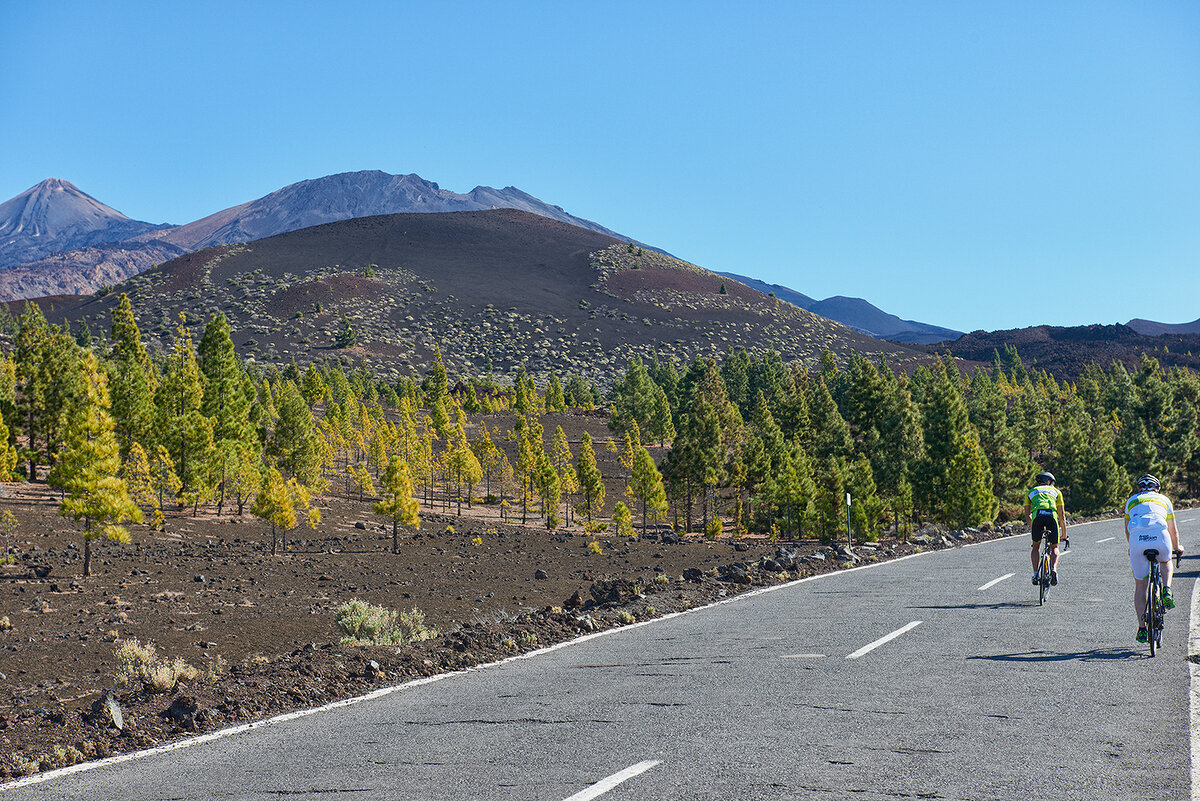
[1039,552,1050,605]
[1148,582,1161,657]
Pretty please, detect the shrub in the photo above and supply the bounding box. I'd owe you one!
[617,611,635,624]
[115,638,198,693]
[588,540,603,554]
[336,599,438,646]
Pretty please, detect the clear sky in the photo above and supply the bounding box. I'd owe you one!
[2,1,1197,333]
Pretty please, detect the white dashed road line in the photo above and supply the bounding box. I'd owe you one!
[561,760,661,801]
[846,621,922,660]
[977,573,1014,591]
[1096,537,1115,544]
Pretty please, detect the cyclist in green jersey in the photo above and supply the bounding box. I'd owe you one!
[1025,472,1067,586]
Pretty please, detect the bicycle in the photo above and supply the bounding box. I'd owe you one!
[1143,548,1166,657]
[1036,538,1053,605]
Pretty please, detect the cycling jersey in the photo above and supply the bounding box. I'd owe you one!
[1125,490,1175,529]
[1126,490,1175,579]
[1028,484,1063,515]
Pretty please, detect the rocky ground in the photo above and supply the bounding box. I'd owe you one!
[0,480,1007,781]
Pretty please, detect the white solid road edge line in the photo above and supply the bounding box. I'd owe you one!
[846,621,922,660]
[977,573,1014,591]
[561,760,661,801]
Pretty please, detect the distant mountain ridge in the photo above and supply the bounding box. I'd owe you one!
[0,171,633,300]
[719,271,962,344]
[1126,317,1200,336]
[917,322,1200,380]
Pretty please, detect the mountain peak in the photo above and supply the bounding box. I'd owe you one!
[0,178,164,268]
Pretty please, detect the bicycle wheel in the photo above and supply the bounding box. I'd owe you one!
[1148,581,1160,657]
[1039,552,1050,605]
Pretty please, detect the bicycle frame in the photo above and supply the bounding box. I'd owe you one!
[1144,549,1165,656]
[1038,538,1053,605]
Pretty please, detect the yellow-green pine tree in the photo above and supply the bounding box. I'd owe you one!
[375,455,420,553]
[50,351,142,576]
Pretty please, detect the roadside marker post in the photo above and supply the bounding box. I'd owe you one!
[846,492,853,549]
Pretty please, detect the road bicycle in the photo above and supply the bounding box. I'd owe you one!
[1143,548,1166,657]
[1036,538,1053,605]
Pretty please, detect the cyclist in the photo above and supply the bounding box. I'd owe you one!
[1025,471,1067,586]
[1126,474,1184,644]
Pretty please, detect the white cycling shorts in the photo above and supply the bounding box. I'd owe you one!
[1129,524,1172,580]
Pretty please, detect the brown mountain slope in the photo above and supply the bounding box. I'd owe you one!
[34,209,923,384]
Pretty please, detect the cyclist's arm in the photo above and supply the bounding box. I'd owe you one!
[1024,498,1032,526]
[1056,495,1067,534]
[1169,517,1182,553]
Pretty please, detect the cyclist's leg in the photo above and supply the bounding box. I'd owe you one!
[1134,576,1149,626]
[1161,558,1175,607]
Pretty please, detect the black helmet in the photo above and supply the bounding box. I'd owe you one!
[1035,472,1055,485]
[1136,474,1160,492]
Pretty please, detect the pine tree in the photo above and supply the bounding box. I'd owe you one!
[375,455,420,553]
[446,422,482,515]
[645,383,676,447]
[122,441,157,521]
[198,312,253,444]
[544,373,567,413]
[944,431,997,529]
[149,445,182,526]
[537,459,562,529]
[609,357,659,435]
[0,406,17,479]
[251,467,317,555]
[845,455,883,542]
[612,501,634,538]
[549,426,578,526]
[575,432,605,526]
[14,303,50,479]
[270,380,322,488]
[155,319,214,495]
[49,351,141,576]
[421,344,450,406]
[629,445,668,538]
[107,294,156,458]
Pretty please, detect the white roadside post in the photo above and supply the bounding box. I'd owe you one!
[846,492,853,549]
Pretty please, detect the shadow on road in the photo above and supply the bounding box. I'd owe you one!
[967,647,1143,663]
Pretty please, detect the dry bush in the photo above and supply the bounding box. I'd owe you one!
[115,638,198,693]
[336,599,438,646]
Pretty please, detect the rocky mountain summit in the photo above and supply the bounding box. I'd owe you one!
[0,178,168,268]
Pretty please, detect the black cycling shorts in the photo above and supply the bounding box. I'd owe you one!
[1031,510,1059,544]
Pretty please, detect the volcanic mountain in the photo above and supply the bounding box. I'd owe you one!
[0,171,632,301]
[719,271,962,345]
[32,209,925,385]
[0,179,169,268]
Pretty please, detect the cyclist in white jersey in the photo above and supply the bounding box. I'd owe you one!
[1125,474,1183,644]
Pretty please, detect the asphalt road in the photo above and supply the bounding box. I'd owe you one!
[5,511,1197,800]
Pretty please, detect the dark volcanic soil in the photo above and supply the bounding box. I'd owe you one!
[0,479,988,781]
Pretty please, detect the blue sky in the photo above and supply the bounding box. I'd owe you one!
[2,2,1197,333]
